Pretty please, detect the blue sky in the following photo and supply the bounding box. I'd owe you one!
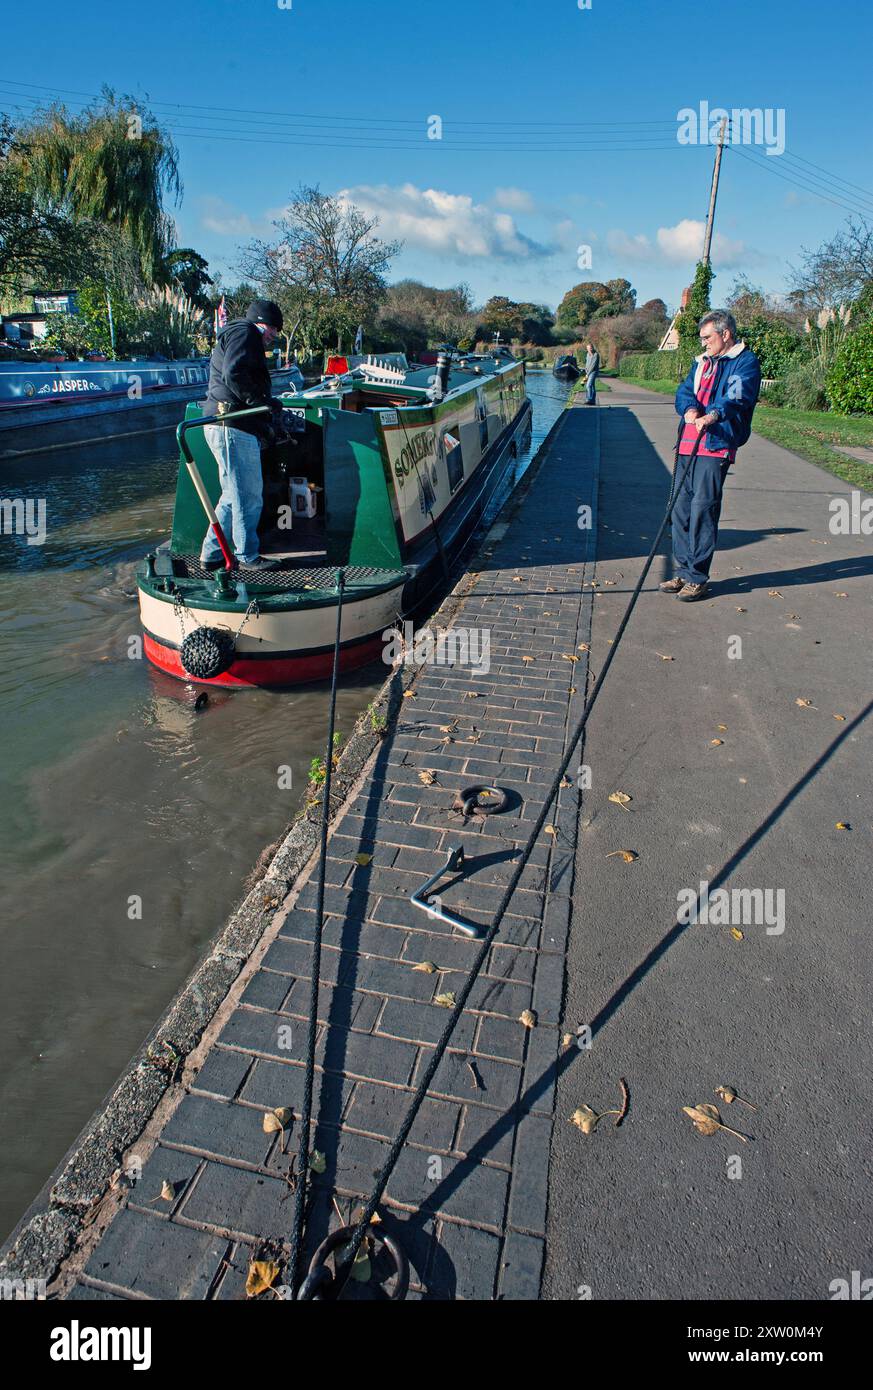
[3,0,871,315]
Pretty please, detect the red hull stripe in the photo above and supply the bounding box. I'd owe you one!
[143,632,386,687]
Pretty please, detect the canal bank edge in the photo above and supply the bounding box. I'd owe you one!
[0,400,587,1290]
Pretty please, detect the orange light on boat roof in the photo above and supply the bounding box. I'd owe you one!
[326,356,348,376]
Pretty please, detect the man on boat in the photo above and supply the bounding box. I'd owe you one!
[200,299,285,569]
[661,310,761,602]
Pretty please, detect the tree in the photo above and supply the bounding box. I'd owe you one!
[0,116,95,299]
[162,248,213,311]
[555,281,611,330]
[477,295,524,341]
[518,302,555,345]
[10,89,181,284]
[239,185,400,352]
[372,279,475,355]
[790,218,873,311]
[640,297,668,320]
[676,260,714,374]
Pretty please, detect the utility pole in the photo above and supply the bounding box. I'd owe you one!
[701,116,728,266]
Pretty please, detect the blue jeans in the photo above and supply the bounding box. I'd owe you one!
[671,452,730,584]
[586,370,598,403]
[201,424,263,564]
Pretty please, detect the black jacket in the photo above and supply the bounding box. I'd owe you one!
[203,318,276,438]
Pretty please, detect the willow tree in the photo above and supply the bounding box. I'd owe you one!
[12,90,181,285]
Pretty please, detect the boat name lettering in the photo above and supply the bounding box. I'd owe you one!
[394,428,435,488]
[50,378,101,393]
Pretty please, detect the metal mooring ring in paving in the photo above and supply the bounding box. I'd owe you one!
[454,785,510,817]
[299,1224,410,1301]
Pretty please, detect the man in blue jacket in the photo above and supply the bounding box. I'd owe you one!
[661,310,761,601]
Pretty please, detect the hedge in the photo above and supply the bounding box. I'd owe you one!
[619,350,680,381]
[827,316,873,414]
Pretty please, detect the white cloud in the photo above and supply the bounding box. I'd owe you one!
[657,219,745,265]
[493,186,536,213]
[199,196,260,238]
[336,183,548,260]
[605,219,746,267]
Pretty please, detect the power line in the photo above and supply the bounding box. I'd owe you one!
[725,140,873,220]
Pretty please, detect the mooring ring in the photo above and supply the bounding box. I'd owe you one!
[455,785,510,818]
[303,1223,409,1301]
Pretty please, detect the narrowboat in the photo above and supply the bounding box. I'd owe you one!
[0,357,305,457]
[552,353,581,382]
[136,352,532,687]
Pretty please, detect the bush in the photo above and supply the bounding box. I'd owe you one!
[739,314,803,379]
[782,358,830,412]
[619,350,679,381]
[827,315,873,414]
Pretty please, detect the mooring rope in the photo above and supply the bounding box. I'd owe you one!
[288,567,346,1294]
[300,421,702,1299]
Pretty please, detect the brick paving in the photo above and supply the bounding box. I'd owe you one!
[70,403,600,1301]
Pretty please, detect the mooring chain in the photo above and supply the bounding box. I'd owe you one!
[288,569,346,1297]
[296,425,703,1300]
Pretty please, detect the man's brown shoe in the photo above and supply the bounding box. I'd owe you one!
[659,576,686,593]
[677,581,710,602]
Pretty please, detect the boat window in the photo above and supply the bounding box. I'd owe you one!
[441,427,464,494]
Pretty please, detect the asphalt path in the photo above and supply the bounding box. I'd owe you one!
[544,380,872,1301]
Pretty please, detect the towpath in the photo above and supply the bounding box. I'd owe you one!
[544,378,873,1300]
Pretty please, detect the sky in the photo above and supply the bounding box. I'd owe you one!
[3,0,872,317]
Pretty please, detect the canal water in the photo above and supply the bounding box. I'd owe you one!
[0,371,570,1242]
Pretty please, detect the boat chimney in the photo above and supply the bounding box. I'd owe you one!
[429,350,451,402]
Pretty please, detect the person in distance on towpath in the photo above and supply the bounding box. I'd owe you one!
[662,310,761,602]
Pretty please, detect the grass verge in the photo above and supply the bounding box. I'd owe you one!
[619,378,873,491]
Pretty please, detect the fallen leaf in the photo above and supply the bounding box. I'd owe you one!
[246,1259,280,1298]
[835,821,851,831]
[682,1103,748,1142]
[308,1150,327,1173]
[519,1009,537,1029]
[354,853,373,866]
[730,927,744,941]
[402,691,415,699]
[561,653,579,663]
[710,738,724,746]
[570,1104,601,1135]
[795,698,813,708]
[608,791,632,811]
[834,592,848,598]
[562,1033,574,1047]
[434,992,456,1008]
[768,590,783,598]
[578,642,589,652]
[418,770,438,785]
[544,825,557,837]
[263,1107,293,1134]
[735,607,747,613]
[656,652,674,661]
[716,724,728,731]
[412,960,438,973]
[159,1180,174,1202]
[606,849,638,863]
[522,655,535,664]
[833,714,846,721]
[715,1085,757,1111]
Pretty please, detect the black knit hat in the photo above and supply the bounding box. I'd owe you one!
[245,299,284,330]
